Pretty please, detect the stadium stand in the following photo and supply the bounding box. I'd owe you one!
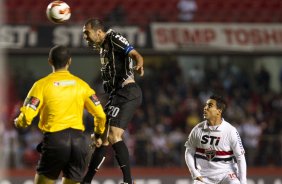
[4,0,282,25]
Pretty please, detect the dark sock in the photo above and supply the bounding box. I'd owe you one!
[112,141,132,184]
[82,145,107,183]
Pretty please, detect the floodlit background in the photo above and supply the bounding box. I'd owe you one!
[1,0,282,183]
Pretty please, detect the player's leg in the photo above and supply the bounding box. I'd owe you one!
[34,173,55,184]
[192,177,215,184]
[82,126,110,184]
[108,83,142,184]
[193,180,206,184]
[62,177,80,184]
[220,172,241,184]
[108,126,133,183]
[82,91,114,184]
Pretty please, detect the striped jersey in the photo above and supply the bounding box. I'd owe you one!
[16,70,106,134]
[99,29,135,92]
[184,119,245,177]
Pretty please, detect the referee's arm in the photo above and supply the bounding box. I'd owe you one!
[14,83,42,128]
[84,95,107,135]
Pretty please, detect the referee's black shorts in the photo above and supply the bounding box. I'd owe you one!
[105,83,142,129]
[36,128,89,182]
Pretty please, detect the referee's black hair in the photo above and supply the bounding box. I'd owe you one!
[210,94,227,114]
[49,45,71,69]
[84,18,105,31]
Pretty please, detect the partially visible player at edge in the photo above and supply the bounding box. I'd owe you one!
[82,18,144,184]
[185,95,247,184]
[14,45,106,184]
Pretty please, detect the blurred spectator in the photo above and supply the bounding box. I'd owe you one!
[22,126,42,167]
[134,123,153,166]
[255,65,270,93]
[188,65,204,85]
[150,124,169,166]
[238,115,262,166]
[106,5,125,25]
[280,66,282,90]
[186,110,200,133]
[177,0,197,22]
[168,127,186,166]
[2,122,21,168]
[0,118,4,168]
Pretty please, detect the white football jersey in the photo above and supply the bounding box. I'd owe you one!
[185,119,245,177]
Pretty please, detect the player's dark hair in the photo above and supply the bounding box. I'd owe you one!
[210,94,227,114]
[85,18,105,31]
[49,45,71,69]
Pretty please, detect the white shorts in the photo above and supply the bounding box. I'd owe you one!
[193,172,241,184]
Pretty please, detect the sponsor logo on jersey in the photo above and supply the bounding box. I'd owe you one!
[201,135,220,146]
[90,94,101,106]
[53,80,75,86]
[24,96,40,111]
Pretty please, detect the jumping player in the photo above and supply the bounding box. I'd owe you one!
[82,18,144,184]
[184,95,247,184]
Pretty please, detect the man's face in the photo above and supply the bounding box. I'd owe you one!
[83,24,101,48]
[203,99,221,120]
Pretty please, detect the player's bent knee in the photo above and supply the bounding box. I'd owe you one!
[193,180,205,184]
[34,173,55,184]
[108,134,122,144]
[102,138,110,146]
[62,177,79,184]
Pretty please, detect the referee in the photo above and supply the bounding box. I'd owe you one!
[14,45,106,184]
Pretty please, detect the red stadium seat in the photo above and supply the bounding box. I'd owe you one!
[3,0,282,25]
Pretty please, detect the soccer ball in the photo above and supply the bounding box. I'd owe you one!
[46,1,71,24]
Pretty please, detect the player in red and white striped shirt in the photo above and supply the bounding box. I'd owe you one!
[185,95,247,184]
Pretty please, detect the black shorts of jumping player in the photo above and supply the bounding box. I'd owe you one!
[105,83,142,130]
[36,128,89,182]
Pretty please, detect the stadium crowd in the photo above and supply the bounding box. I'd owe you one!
[0,58,281,169]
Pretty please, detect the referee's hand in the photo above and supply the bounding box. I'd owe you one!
[90,134,102,148]
[14,114,28,128]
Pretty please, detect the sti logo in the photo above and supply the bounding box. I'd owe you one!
[201,135,220,146]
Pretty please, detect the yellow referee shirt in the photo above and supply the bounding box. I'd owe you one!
[16,70,106,134]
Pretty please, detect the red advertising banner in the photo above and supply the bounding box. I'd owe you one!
[151,23,282,52]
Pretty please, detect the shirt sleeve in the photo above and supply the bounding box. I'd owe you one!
[237,153,247,184]
[111,33,134,55]
[84,87,106,135]
[15,82,43,128]
[230,129,247,184]
[185,147,201,179]
[184,127,201,179]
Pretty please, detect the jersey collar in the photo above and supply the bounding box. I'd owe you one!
[101,29,113,46]
[202,118,226,132]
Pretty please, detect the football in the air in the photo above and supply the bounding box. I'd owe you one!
[46,1,71,24]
